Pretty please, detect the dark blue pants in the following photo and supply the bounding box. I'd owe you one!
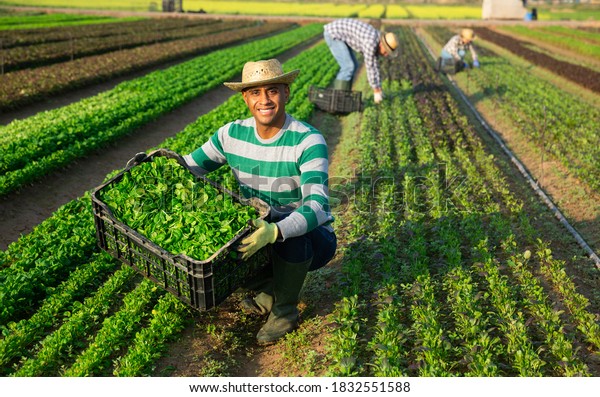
[273,226,337,271]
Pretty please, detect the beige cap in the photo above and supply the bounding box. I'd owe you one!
[224,59,300,92]
[461,28,475,42]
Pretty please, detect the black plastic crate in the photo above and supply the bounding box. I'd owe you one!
[91,148,271,311]
[437,57,461,75]
[308,85,362,114]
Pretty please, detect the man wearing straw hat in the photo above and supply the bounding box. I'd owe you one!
[437,28,480,74]
[323,18,400,104]
[183,59,336,344]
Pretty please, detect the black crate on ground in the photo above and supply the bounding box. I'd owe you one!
[437,57,461,75]
[308,85,362,114]
[91,148,271,311]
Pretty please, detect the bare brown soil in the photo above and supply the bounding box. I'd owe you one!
[152,258,343,377]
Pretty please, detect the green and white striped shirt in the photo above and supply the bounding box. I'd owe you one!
[184,114,334,240]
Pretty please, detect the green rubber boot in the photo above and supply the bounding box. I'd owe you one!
[256,254,312,344]
[240,289,273,315]
[240,264,273,315]
[333,79,351,91]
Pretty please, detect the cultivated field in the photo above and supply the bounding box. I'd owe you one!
[0,6,599,378]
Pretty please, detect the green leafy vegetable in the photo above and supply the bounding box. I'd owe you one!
[99,156,257,261]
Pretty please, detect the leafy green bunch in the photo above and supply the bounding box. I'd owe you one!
[99,156,257,261]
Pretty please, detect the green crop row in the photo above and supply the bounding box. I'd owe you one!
[499,25,600,61]
[469,54,600,191]
[0,22,289,110]
[504,242,589,376]
[536,242,600,351]
[442,266,501,376]
[12,265,138,376]
[2,19,250,72]
[540,26,600,45]
[323,26,598,376]
[62,278,161,376]
[367,284,408,377]
[0,0,154,12]
[0,253,118,374]
[425,25,600,193]
[0,12,128,30]
[0,197,97,325]
[112,293,188,376]
[1,17,211,48]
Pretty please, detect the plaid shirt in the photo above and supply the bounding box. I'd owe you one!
[324,18,382,89]
[442,35,478,62]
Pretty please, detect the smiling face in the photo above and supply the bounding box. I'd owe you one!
[242,83,289,139]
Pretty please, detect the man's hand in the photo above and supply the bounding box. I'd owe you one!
[238,219,278,260]
[472,60,480,68]
[374,91,384,104]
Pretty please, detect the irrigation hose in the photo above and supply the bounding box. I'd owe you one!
[413,29,600,270]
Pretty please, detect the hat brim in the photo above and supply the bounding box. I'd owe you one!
[382,41,399,58]
[224,69,300,92]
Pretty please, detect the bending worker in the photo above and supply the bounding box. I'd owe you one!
[438,28,480,73]
[323,18,399,104]
[183,59,337,344]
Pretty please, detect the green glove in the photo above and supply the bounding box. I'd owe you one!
[238,219,278,260]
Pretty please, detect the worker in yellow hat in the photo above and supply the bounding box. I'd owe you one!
[437,28,480,74]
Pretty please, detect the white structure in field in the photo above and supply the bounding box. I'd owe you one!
[482,0,528,20]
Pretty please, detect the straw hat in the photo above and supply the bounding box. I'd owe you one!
[380,32,400,58]
[224,59,300,92]
[460,28,475,42]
